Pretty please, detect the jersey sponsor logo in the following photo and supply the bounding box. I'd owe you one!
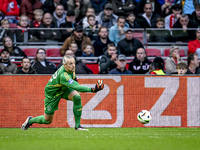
[47,105,52,111]
[69,79,74,84]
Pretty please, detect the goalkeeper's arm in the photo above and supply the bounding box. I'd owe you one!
[61,75,104,93]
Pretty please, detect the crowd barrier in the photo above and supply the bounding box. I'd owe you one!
[0,75,199,128]
[0,28,194,46]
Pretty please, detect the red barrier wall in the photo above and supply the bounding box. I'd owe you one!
[0,75,199,128]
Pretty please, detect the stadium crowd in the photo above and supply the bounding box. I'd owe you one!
[0,0,200,75]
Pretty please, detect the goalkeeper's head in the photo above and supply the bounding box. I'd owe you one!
[63,55,75,73]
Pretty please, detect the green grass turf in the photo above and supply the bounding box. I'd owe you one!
[0,128,199,150]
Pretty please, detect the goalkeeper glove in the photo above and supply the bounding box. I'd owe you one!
[91,80,104,93]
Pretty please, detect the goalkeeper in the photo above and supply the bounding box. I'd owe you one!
[21,55,104,131]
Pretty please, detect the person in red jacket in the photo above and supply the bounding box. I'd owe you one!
[188,28,200,56]
[0,0,20,23]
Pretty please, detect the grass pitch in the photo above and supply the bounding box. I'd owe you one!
[0,128,199,150]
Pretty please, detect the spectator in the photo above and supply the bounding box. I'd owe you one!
[185,53,200,74]
[99,43,118,74]
[150,56,166,75]
[181,0,195,15]
[81,43,95,59]
[30,9,44,28]
[67,0,92,22]
[96,3,118,29]
[20,0,43,21]
[2,36,26,58]
[165,45,185,74]
[43,0,68,14]
[29,9,44,41]
[126,11,140,28]
[15,15,32,43]
[136,0,162,16]
[136,2,160,28]
[0,49,18,74]
[57,49,93,74]
[60,11,77,40]
[189,4,200,27]
[193,0,200,9]
[172,14,198,42]
[188,28,200,56]
[93,26,113,56]
[37,12,62,42]
[52,4,66,27]
[176,62,187,75]
[111,0,135,17]
[117,28,144,56]
[60,25,92,56]
[149,17,171,42]
[69,42,79,56]
[0,19,15,42]
[17,57,37,74]
[85,15,99,41]
[0,0,20,23]
[108,54,132,74]
[109,16,129,45]
[128,47,152,74]
[31,48,57,74]
[161,0,173,17]
[78,7,99,29]
[90,0,108,15]
[165,3,182,30]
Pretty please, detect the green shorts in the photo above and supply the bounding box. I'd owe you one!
[44,88,75,115]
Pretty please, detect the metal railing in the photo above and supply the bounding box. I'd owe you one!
[0,28,197,46]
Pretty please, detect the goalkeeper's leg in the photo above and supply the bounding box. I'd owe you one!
[21,114,52,130]
[66,90,88,131]
[29,114,53,125]
[21,96,60,130]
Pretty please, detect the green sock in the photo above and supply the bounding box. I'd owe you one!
[29,115,51,125]
[72,95,82,128]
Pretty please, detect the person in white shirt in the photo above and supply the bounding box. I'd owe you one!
[165,3,182,30]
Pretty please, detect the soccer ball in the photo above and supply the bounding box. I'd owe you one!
[137,110,152,124]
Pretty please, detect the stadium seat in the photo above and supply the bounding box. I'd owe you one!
[23,48,38,57]
[46,48,62,64]
[133,32,143,43]
[86,64,99,74]
[163,49,185,57]
[46,48,61,57]
[145,48,161,57]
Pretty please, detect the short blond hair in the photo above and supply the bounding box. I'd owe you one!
[34,9,44,15]
[19,15,29,22]
[62,55,74,65]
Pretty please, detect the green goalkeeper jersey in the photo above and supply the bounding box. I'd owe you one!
[44,65,92,99]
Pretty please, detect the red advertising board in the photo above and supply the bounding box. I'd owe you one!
[0,75,199,128]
